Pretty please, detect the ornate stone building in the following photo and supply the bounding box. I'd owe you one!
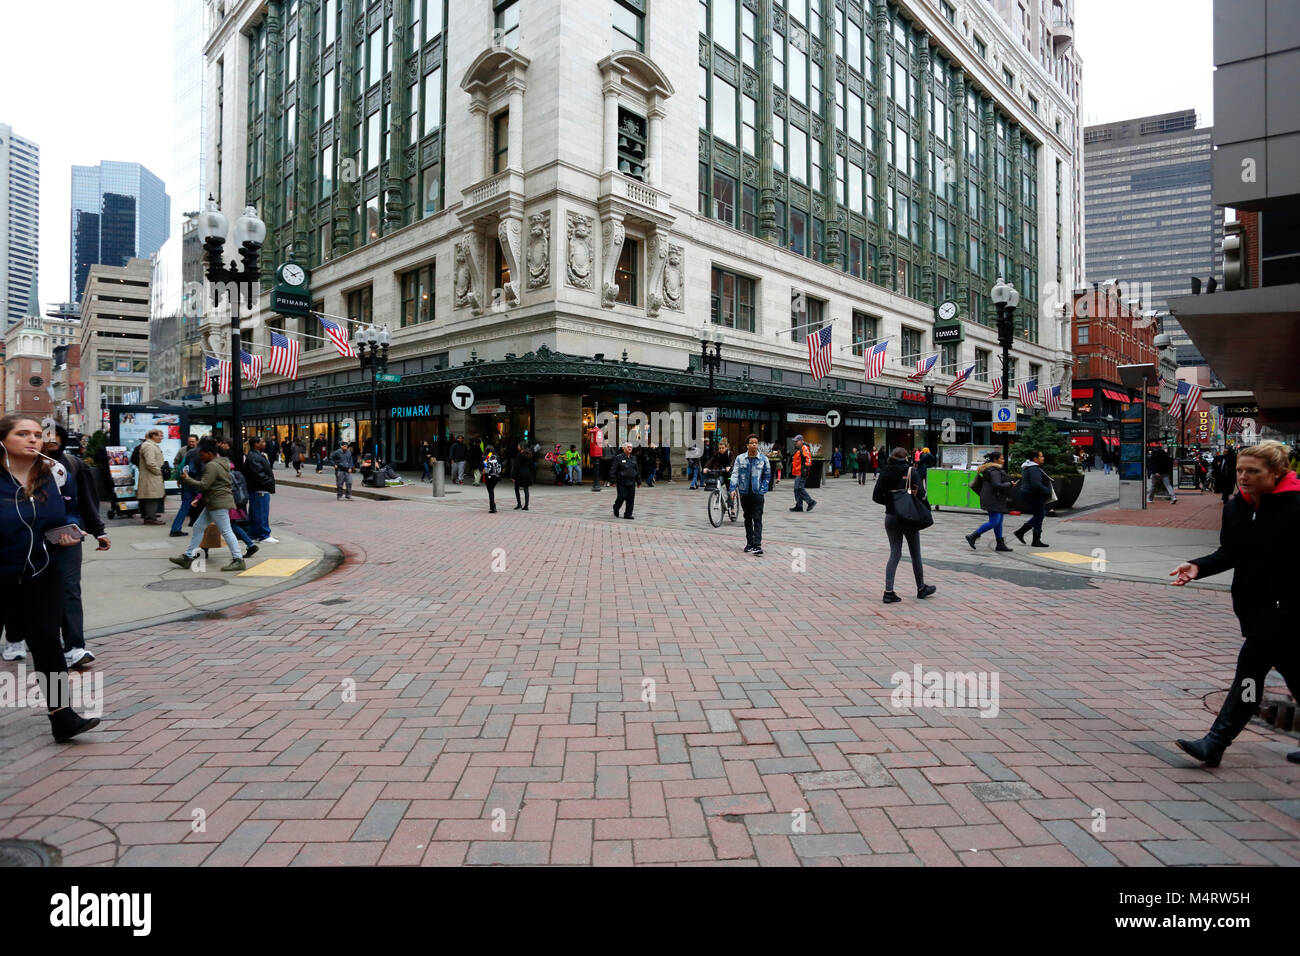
[201,0,1082,464]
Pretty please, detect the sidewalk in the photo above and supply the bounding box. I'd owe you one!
[82,503,339,638]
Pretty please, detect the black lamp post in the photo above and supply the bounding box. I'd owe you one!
[990,276,1020,463]
[198,196,266,467]
[699,323,723,460]
[924,383,935,453]
[355,325,391,466]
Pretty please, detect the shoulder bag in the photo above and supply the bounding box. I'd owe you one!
[892,467,934,530]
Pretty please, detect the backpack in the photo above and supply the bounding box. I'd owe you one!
[130,443,141,466]
[229,468,250,508]
[483,457,502,479]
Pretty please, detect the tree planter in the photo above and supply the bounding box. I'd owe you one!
[1052,473,1086,510]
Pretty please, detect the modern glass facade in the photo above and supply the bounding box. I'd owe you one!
[1083,110,1224,367]
[696,0,1040,342]
[0,124,40,328]
[242,0,448,274]
[171,0,207,233]
[69,161,171,303]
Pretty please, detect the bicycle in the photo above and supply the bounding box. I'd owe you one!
[705,469,738,527]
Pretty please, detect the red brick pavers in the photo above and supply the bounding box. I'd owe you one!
[1068,491,1224,530]
[1,482,1297,867]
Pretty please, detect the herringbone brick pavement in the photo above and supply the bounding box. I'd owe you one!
[1,481,1296,866]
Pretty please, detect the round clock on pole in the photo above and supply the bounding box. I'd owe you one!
[937,300,958,321]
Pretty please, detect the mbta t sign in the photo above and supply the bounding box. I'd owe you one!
[450,385,475,411]
[825,409,842,428]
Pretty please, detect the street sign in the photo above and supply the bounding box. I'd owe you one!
[825,409,842,428]
[450,385,475,411]
[907,418,926,427]
[992,400,1017,433]
[702,408,718,423]
[376,373,401,383]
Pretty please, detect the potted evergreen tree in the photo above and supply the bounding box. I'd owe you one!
[1009,415,1086,510]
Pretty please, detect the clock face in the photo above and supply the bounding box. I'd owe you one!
[282,264,306,286]
[938,301,958,321]
[29,375,43,388]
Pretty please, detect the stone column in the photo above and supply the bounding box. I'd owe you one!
[982,99,996,291]
[758,0,777,241]
[602,81,620,173]
[821,4,840,264]
[1009,124,1023,305]
[469,101,489,180]
[332,0,356,256]
[917,33,933,304]
[873,0,892,289]
[293,1,313,263]
[385,0,410,233]
[498,216,522,305]
[533,394,582,455]
[648,105,664,187]
[952,69,968,310]
[507,80,525,171]
[264,0,284,277]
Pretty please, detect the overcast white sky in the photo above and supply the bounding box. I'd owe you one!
[2,0,1217,312]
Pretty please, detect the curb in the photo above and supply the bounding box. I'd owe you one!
[1002,550,1232,593]
[85,543,346,640]
[274,477,401,501]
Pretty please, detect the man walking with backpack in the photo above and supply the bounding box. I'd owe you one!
[731,434,771,555]
[788,435,816,512]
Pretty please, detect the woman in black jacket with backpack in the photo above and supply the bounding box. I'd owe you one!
[873,447,936,604]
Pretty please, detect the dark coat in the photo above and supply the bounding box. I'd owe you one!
[1191,476,1300,626]
[0,469,72,582]
[60,451,105,538]
[610,452,640,485]
[977,463,1013,514]
[511,451,535,486]
[1019,462,1053,504]
[872,459,913,516]
[243,449,276,493]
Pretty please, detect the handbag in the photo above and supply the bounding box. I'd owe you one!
[892,468,934,530]
[968,472,984,495]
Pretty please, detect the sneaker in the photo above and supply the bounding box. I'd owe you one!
[881,591,902,604]
[258,536,280,544]
[789,506,804,512]
[65,648,95,669]
[1170,499,1177,505]
[751,547,763,556]
[917,584,937,599]
[345,496,353,500]
[245,544,260,558]
[168,554,195,570]
[743,544,755,553]
[169,530,186,538]
[221,558,247,572]
[2,640,27,661]
[806,501,817,513]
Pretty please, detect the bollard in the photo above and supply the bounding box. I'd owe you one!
[432,462,446,497]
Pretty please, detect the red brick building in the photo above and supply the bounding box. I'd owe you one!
[1069,286,1161,450]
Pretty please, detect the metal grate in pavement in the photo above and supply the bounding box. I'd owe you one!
[0,839,60,867]
[925,558,1099,591]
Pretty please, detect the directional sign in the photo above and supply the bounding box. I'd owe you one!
[376,373,401,383]
[908,418,927,427]
[825,409,842,428]
[450,385,475,411]
[992,399,1017,433]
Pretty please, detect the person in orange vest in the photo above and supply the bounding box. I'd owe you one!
[788,435,816,513]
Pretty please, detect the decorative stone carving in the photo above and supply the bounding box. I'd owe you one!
[646,231,668,317]
[454,236,483,315]
[498,216,522,306]
[526,212,551,289]
[566,212,595,289]
[600,218,626,308]
[663,244,684,313]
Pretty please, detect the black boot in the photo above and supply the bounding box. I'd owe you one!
[964,532,980,550]
[1030,535,1049,548]
[994,538,1013,552]
[1176,693,1255,768]
[1013,524,1029,544]
[49,707,100,743]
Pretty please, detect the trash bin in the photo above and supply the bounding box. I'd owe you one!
[806,458,826,489]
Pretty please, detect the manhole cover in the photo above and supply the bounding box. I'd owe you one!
[0,839,60,867]
[145,579,227,592]
[1057,529,1101,536]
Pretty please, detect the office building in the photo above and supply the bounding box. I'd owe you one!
[79,257,153,430]
[1083,109,1224,367]
[0,123,39,329]
[69,162,171,303]
[199,0,1082,462]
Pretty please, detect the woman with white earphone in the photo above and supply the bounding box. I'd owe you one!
[0,415,101,742]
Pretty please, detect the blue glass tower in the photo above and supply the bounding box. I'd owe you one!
[69,161,170,302]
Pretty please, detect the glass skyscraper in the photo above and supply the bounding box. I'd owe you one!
[69,161,171,303]
[171,0,206,230]
[1083,110,1224,367]
[1,123,40,328]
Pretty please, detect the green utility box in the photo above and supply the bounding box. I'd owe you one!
[923,444,1003,511]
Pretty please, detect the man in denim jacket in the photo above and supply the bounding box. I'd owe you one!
[731,434,772,556]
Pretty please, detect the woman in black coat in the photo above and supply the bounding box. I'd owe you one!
[1171,440,1300,767]
[965,451,1014,552]
[511,444,534,511]
[1011,449,1053,547]
[872,447,935,604]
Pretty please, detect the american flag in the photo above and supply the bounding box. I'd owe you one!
[807,325,834,379]
[1017,377,1038,408]
[319,316,356,357]
[946,363,975,396]
[863,341,888,381]
[205,355,232,395]
[906,353,938,383]
[240,349,263,388]
[268,330,300,380]
[1043,384,1062,412]
[1169,379,1201,420]
[1222,416,1241,433]
[987,377,1003,399]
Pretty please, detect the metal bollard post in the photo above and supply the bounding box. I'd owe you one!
[431,461,446,497]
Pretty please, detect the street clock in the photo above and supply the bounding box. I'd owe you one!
[937,300,958,321]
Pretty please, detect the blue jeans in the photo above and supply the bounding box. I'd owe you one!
[793,475,815,508]
[569,465,582,484]
[687,462,700,488]
[248,490,272,539]
[974,511,1004,537]
[170,486,195,533]
[185,508,242,560]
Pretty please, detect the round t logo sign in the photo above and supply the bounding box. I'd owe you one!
[825,409,842,428]
[451,385,475,411]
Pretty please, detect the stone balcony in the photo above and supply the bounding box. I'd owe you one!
[457,168,526,226]
[597,170,674,228]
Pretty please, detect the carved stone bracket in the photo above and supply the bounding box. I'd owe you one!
[454,233,485,315]
[566,212,595,290]
[663,243,684,312]
[526,212,551,289]
[498,216,523,306]
[600,216,626,308]
[646,230,669,317]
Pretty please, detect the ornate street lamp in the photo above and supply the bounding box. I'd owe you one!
[355,325,391,468]
[990,276,1019,462]
[199,197,265,465]
[699,322,723,461]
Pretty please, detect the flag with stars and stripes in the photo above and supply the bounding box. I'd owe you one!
[319,316,356,358]
[807,325,834,379]
[863,341,888,382]
[268,330,300,380]
[205,355,231,395]
[987,377,1003,399]
[240,349,263,388]
[906,353,938,383]
[1043,384,1062,412]
[946,363,975,396]
[1017,377,1038,408]
[1169,379,1201,420]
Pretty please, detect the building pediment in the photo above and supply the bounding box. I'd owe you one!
[597,51,674,100]
[461,48,531,99]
